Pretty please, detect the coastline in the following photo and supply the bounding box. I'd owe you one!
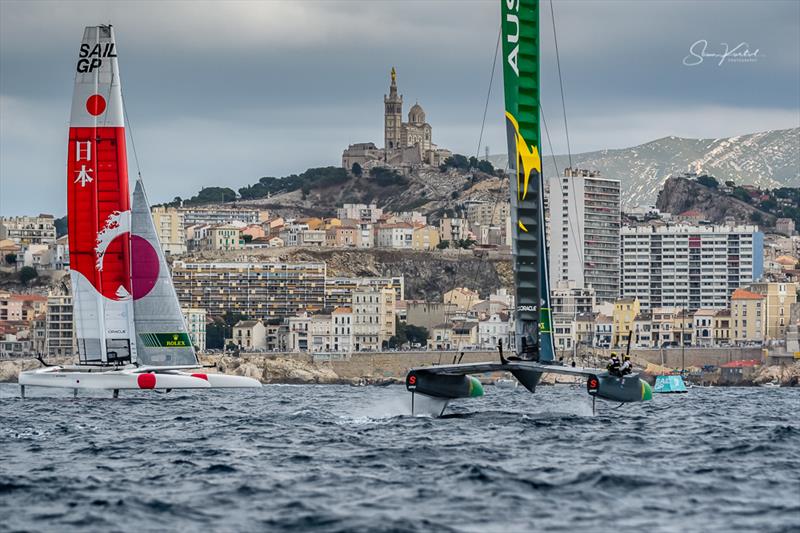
[1,353,797,387]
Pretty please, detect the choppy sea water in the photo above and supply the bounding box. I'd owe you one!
[0,383,798,533]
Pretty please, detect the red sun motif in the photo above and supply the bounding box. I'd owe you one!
[131,235,160,300]
[86,94,106,116]
[137,373,156,389]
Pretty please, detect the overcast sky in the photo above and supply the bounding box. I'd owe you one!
[1,0,798,216]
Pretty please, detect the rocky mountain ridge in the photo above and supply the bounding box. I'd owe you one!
[490,127,799,207]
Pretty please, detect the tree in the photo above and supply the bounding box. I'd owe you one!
[388,322,430,348]
[477,160,494,174]
[404,324,429,345]
[184,187,237,206]
[206,320,226,349]
[370,166,408,186]
[4,253,16,266]
[696,175,718,188]
[724,180,736,188]
[19,266,38,285]
[351,162,363,177]
[54,216,68,238]
[451,191,460,200]
[242,234,253,243]
[749,212,763,224]
[733,187,751,204]
[436,240,450,249]
[760,198,777,211]
[225,342,240,353]
[469,156,479,169]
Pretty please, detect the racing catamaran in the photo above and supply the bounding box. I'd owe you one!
[18,25,260,396]
[405,0,652,414]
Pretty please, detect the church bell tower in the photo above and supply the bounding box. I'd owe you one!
[384,67,403,151]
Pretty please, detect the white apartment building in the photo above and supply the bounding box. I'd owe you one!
[181,307,207,350]
[0,214,57,244]
[337,204,383,223]
[438,217,469,244]
[548,168,620,303]
[331,307,354,353]
[309,314,332,352]
[229,320,267,350]
[620,224,764,310]
[285,313,311,352]
[151,207,187,255]
[478,313,513,349]
[46,292,75,357]
[594,315,613,348]
[352,287,395,351]
[375,223,414,249]
[179,206,260,227]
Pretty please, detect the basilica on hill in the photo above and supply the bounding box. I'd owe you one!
[341,68,451,171]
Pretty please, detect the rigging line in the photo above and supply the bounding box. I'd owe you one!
[541,105,584,268]
[447,161,510,354]
[121,90,143,180]
[548,0,584,266]
[542,106,583,364]
[549,0,573,169]
[475,27,501,160]
[442,23,504,334]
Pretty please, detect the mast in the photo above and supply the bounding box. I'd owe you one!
[501,0,554,361]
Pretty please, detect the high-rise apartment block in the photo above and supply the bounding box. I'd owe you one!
[548,168,620,303]
[173,262,327,321]
[621,224,764,310]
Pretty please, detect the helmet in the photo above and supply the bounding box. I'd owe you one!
[624,355,631,361]
[610,352,618,357]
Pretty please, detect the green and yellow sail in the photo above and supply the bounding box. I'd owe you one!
[501,0,554,361]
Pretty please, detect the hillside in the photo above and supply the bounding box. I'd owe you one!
[655,175,800,229]
[490,128,799,207]
[235,165,507,223]
[188,247,512,301]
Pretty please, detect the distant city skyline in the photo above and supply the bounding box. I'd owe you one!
[1,0,798,216]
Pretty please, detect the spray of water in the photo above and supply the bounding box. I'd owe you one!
[340,388,449,421]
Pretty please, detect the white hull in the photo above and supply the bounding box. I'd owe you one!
[176,371,262,388]
[18,365,261,391]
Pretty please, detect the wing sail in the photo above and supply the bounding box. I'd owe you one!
[131,180,199,366]
[67,25,136,364]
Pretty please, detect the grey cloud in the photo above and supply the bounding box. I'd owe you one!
[0,0,797,216]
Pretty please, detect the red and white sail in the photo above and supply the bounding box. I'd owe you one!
[67,25,136,364]
[18,25,262,394]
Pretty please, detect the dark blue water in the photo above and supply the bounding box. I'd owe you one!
[1,384,798,532]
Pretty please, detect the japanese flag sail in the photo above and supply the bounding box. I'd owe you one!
[67,26,136,364]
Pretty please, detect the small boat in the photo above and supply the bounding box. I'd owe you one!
[494,378,518,389]
[760,381,780,388]
[654,374,688,394]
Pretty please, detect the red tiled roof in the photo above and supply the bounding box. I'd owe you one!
[731,288,764,300]
[720,359,761,368]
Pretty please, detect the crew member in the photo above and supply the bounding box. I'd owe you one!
[606,352,621,376]
[620,355,633,376]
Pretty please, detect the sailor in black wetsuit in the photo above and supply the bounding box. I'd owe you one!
[606,353,621,377]
[619,355,633,376]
